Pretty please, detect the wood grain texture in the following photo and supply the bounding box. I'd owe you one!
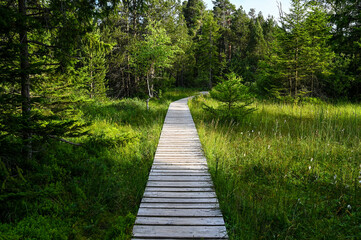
[133,225,228,239]
[132,97,228,239]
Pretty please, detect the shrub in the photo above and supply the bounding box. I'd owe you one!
[205,72,256,120]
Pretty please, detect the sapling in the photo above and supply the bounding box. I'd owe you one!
[205,72,256,120]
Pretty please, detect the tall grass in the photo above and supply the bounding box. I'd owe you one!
[0,89,197,239]
[189,95,361,239]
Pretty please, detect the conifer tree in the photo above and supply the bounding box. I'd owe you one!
[303,1,334,95]
[194,11,223,88]
[277,0,308,96]
[0,0,114,159]
[212,0,235,62]
[183,0,206,36]
[80,29,113,100]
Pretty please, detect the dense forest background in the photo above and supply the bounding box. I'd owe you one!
[1,0,361,152]
[0,0,360,238]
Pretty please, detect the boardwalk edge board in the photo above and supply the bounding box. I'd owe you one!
[132,97,228,239]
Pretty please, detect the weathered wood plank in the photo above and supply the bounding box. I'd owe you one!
[150,169,208,173]
[141,197,218,203]
[145,187,214,192]
[137,208,222,217]
[135,216,225,225]
[139,203,219,209]
[152,162,207,166]
[151,165,209,170]
[152,161,208,166]
[132,225,228,239]
[146,181,213,188]
[143,191,216,198]
[147,175,211,181]
[149,172,210,176]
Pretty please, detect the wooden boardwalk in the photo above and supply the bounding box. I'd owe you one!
[132,97,228,239]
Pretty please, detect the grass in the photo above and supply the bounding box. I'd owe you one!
[0,88,197,239]
[189,95,361,239]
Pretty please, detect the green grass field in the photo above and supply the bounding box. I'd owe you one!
[0,89,197,239]
[189,95,361,239]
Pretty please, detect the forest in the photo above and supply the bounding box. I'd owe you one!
[0,0,360,239]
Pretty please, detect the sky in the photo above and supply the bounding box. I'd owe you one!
[203,0,291,19]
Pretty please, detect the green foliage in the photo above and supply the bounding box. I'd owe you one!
[210,73,250,111]
[257,0,335,99]
[79,29,113,100]
[204,73,255,121]
[0,89,195,239]
[194,11,224,88]
[131,21,182,98]
[190,96,361,239]
[183,0,206,36]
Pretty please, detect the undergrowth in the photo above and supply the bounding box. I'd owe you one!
[0,88,197,239]
[189,94,361,239]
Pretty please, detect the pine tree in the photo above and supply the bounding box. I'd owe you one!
[0,0,114,160]
[80,29,113,100]
[303,1,334,95]
[277,0,308,96]
[194,11,223,88]
[183,0,206,36]
[212,0,235,62]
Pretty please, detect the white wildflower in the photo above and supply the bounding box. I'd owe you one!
[268,145,271,149]
[347,205,352,210]
[310,158,313,162]
[334,174,337,180]
[308,166,312,170]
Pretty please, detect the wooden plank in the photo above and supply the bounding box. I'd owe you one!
[151,165,208,171]
[141,198,218,204]
[133,225,228,239]
[146,181,213,188]
[137,208,222,217]
[152,163,207,166]
[153,157,207,161]
[145,187,214,192]
[139,203,219,209]
[148,175,211,181]
[143,191,216,198]
[150,169,208,173]
[155,153,203,156]
[149,172,210,176]
[152,161,207,165]
[135,216,225,225]
[132,238,225,240]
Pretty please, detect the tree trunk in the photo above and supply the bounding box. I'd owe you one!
[209,32,212,89]
[90,55,94,98]
[18,0,32,159]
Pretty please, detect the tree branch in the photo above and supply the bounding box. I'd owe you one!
[49,135,82,146]
[27,40,57,48]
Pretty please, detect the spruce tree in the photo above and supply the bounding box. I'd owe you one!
[183,0,206,36]
[0,0,114,160]
[194,11,223,88]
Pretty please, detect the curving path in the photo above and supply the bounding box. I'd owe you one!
[132,97,228,239]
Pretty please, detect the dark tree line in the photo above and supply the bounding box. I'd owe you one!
[1,0,360,161]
